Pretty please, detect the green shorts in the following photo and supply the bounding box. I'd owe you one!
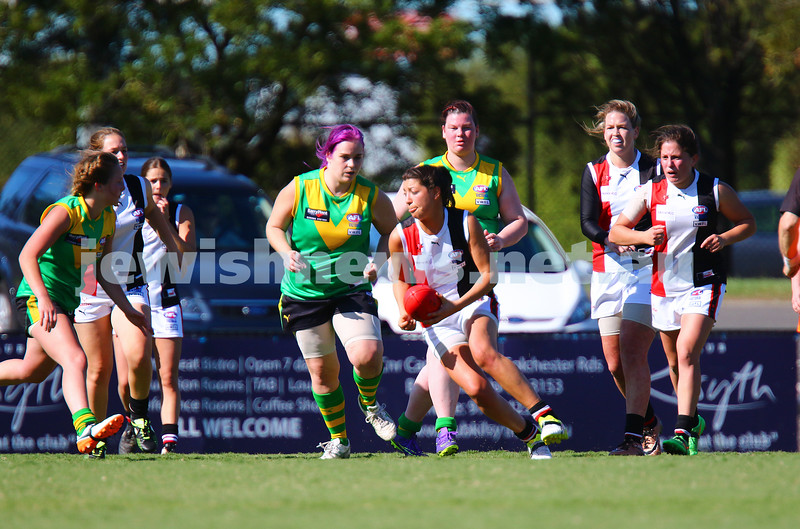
[16,295,73,338]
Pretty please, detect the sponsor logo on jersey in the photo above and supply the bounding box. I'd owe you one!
[448,250,464,261]
[65,233,87,246]
[165,310,178,320]
[128,285,147,297]
[304,208,330,222]
[346,213,362,235]
[166,287,177,298]
[132,208,145,230]
[693,204,709,226]
[473,185,489,204]
[691,288,703,296]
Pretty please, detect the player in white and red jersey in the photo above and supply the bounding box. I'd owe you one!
[580,100,662,456]
[611,124,755,456]
[391,101,567,458]
[387,165,551,459]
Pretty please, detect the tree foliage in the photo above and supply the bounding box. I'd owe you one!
[0,0,474,192]
[1,0,799,247]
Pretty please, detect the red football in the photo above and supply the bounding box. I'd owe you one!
[403,284,441,321]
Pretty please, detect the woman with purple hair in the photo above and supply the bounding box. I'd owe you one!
[267,124,398,459]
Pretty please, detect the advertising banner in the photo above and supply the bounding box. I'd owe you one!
[1,332,796,454]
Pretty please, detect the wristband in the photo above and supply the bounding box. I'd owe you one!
[784,256,793,268]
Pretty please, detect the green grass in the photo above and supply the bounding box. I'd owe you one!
[1,451,798,529]
[725,277,788,300]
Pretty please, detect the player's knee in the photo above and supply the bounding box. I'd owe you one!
[125,352,150,372]
[460,376,491,401]
[471,346,500,371]
[62,349,87,373]
[159,370,179,391]
[606,357,622,375]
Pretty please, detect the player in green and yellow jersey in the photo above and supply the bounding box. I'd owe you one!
[267,124,398,459]
[390,100,569,458]
[0,152,149,454]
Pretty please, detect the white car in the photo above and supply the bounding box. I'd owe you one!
[371,199,596,334]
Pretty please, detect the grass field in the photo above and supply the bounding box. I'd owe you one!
[2,451,798,529]
[725,277,789,300]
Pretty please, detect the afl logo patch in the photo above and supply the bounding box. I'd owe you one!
[690,288,703,296]
[473,185,489,193]
[692,205,709,215]
[132,208,145,230]
[304,208,330,222]
[346,213,362,223]
[448,250,464,260]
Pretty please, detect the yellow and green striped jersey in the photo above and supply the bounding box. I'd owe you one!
[281,168,378,300]
[421,152,503,234]
[17,195,116,312]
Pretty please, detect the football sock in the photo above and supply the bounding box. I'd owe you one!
[529,401,559,422]
[313,385,347,439]
[397,413,423,440]
[514,417,537,443]
[72,408,96,435]
[129,397,149,421]
[353,366,383,410]
[162,423,178,446]
[675,414,693,441]
[624,413,645,441]
[644,402,657,426]
[434,417,457,433]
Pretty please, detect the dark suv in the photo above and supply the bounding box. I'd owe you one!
[0,147,282,334]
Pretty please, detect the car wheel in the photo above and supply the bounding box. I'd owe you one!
[0,279,18,333]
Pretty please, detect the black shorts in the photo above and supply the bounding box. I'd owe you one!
[16,295,73,338]
[279,290,379,334]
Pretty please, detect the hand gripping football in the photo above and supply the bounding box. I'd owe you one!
[403,284,442,320]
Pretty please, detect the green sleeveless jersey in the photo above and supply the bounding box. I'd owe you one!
[421,152,503,234]
[281,168,378,300]
[17,195,116,312]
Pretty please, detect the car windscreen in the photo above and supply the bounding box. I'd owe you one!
[171,187,271,251]
[370,219,568,275]
[500,221,567,273]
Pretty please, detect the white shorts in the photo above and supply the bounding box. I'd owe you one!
[151,304,183,339]
[423,295,498,360]
[651,284,726,331]
[591,265,652,319]
[74,285,150,323]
